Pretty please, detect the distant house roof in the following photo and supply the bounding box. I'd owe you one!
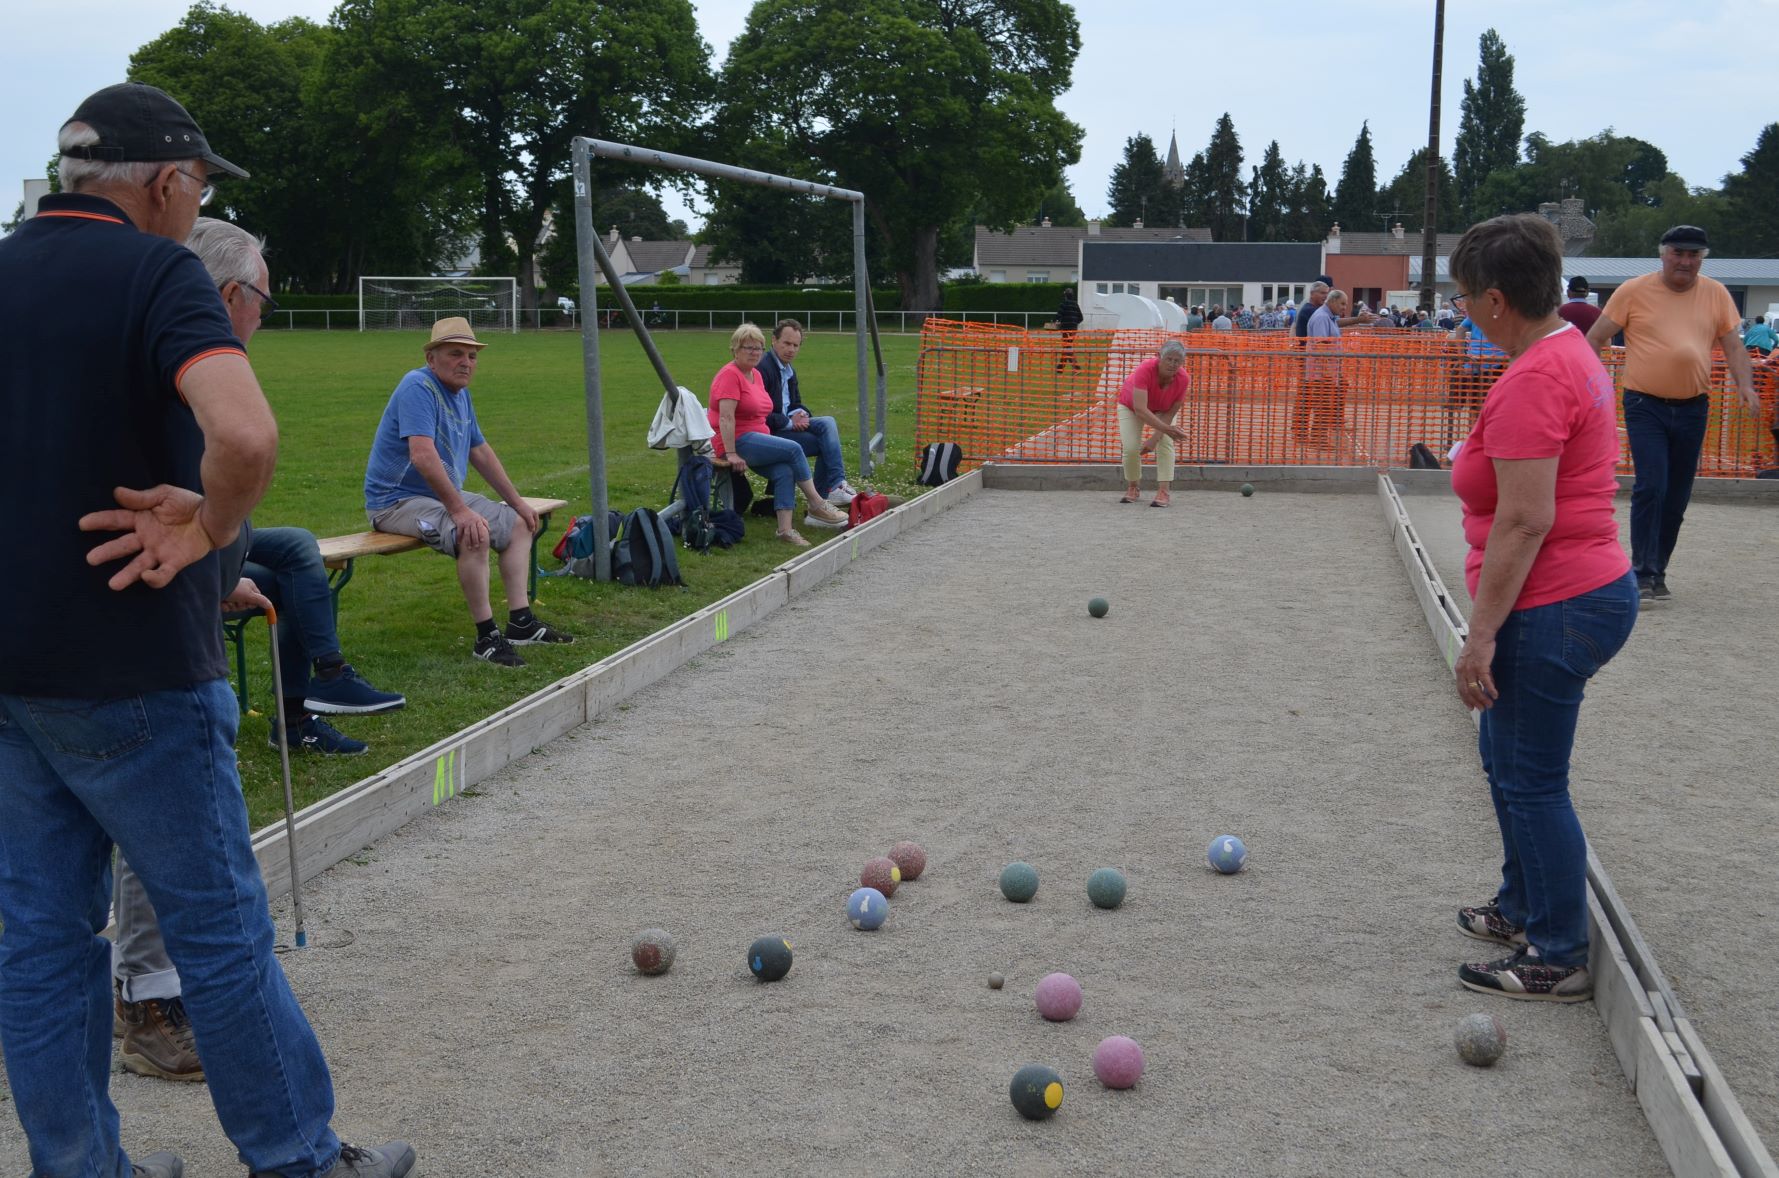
[1409,256,1779,285]
[1082,241,1323,282]
[622,241,695,275]
[689,244,737,270]
[976,224,1213,269]
[1332,231,1468,256]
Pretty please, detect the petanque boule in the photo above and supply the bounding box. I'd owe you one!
[1034,971,1083,1021]
[1207,834,1248,874]
[1241,483,1255,497]
[747,936,793,982]
[630,928,676,976]
[1454,1012,1508,1066]
[860,856,902,898]
[846,886,889,931]
[1087,597,1109,619]
[887,840,927,881]
[1009,1064,1064,1120]
[999,861,1039,902]
[1092,1035,1145,1089]
[1086,867,1127,909]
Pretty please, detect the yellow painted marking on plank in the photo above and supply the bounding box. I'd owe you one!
[714,609,730,642]
[432,747,460,806]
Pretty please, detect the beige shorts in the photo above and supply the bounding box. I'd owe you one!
[370,491,520,556]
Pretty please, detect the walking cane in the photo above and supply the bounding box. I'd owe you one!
[264,606,308,949]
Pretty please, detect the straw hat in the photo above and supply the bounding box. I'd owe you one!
[426,317,486,351]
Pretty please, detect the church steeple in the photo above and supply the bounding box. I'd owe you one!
[1163,127,1185,189]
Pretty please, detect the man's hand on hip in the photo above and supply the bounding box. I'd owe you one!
[79,484,220,590]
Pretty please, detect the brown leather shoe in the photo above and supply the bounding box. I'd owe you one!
[119,996,205,1082]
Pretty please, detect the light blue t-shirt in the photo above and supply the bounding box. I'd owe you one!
[1743,322,1776,353]
[364,367,487,512]
[1460,317,1508,363]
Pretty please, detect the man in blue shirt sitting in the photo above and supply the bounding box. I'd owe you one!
[364,320,573,667]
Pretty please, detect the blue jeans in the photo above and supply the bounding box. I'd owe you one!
[772,417,847,497]
[1479,572,1639,967]
[734,431,812,511]
[242,526,340,700]
[0,679,343,1177]
[1623,391,1709,579]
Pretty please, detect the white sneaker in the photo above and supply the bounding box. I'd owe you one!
[826,483,858,506]
[804,511,847,530]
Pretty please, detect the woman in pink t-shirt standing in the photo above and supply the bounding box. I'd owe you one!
[1116,340,1192,507]
[1446,214,1638,1003]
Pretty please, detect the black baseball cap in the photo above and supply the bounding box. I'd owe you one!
[1567,276,1589,295]
[1659,224,1709,251]
[60,82,249,181]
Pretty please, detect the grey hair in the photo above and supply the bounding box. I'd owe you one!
[1326,288,1349,306]
[57,122,175,192]
[1659,242,1710,259]
[1309,280,1331,295]
[186,217,264,288]
[1158,340,1187,362]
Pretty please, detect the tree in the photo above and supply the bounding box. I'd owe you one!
[1180,151,1211,233]
[1592,177,1729,256]
[339,0,712,311]
[696,134,861,285]
[1282,162,1331,241]
[1247,141,1290,241]
[1332,123,1378,233]
[1720,123,1779,257]
[1201,113,1248,242]
[537,183,693,293]
[1033,178,1086,227]
[1106,133,1169,228]
[1453,29,1526,218]
[1379,148,1460,233]
[1467,130,1672,226]
[719,0,1083,311]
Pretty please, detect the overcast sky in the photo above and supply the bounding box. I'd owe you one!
[5,0,1774,233]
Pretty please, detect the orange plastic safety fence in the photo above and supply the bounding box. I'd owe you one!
[913,320,1779,478]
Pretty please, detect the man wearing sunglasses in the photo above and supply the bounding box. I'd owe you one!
[0,83,413,1178]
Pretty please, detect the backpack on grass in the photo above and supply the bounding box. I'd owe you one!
[552,510,622,563]
[918,442,961,486]
[610,507,683,588]
[666,455,717,554]
[846,491,892,528]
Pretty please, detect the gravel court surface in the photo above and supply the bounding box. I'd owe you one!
[1408,484,1779,1157]
[1,489,1668,1176]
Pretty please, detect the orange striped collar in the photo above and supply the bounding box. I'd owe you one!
[34,209,126,225]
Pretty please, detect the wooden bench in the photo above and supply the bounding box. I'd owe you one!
[223,496,568,712]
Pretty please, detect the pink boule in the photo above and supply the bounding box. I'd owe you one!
[887,841,927,881]
[860,856,901,898]
[1093,1035,1145,1089]
[1033,971,1083,1022]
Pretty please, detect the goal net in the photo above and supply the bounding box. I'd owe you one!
[358,276,519,332]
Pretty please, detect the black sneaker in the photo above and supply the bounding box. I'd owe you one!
[303,665,406,715]
[1637,575,1655,601]
[1459,947,1592,1002]
[1651,577,1671,599]
[1456,899,1527,948]
[252,1140,414,1178]
[269,717,368,757]
[506,617,574,646]
[473,630,525,666]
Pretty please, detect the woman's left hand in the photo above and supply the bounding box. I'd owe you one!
[1140,435,1156,455]
[1454,633,1498,711]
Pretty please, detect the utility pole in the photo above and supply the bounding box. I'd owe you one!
[1420,0,1446,313]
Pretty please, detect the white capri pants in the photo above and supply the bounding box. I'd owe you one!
[1117,403,1177,483]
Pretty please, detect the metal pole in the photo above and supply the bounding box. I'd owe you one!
[582,139,863,203]
[265,607,307,949]
[571,140,612,582]
[852,197,871,479]
[1420,0,1446,313]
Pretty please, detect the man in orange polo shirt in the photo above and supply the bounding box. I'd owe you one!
[1586,225,1758,600]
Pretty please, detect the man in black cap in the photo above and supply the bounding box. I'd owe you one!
[1587,225,1758,600]
[1557,275,1601,334]
[0,83,412,1178]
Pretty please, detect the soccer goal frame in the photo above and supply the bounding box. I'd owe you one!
[568,136,889,581]
[357,276,520,334]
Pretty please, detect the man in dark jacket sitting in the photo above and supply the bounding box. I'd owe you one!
[757,318,858,506]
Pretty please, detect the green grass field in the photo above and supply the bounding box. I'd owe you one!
[233,327,922,827]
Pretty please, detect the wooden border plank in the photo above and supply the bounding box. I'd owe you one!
[1676,1018,1779,1178]
[1634,1019,1738,1177]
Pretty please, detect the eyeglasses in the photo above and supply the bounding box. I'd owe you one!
[243,282,278,318]
[147,165,214,206]
[736,342,764,352]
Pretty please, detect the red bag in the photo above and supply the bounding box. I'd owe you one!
[846,491,891,529]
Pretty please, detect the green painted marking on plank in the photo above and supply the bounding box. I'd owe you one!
[851,535,859,559]
[432,747,459,806]
[715,609,729,642]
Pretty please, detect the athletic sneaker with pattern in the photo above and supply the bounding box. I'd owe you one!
[1457,898,1527,947]
[1459,947,1591,1002]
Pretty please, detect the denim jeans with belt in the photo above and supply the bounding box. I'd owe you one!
[0,679,343,1177]
[774,416,848,498]
[241,525,342,701]
[1479,572,1639,967]
[1623,390,1709,579]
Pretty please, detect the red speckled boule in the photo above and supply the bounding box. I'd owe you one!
[860,856,901,898]
[887,841,927,881]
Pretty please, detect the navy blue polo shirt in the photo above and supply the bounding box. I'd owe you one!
[0,193,246,697]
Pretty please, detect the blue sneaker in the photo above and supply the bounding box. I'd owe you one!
[270,716,368,757]
[304,664,405,715]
